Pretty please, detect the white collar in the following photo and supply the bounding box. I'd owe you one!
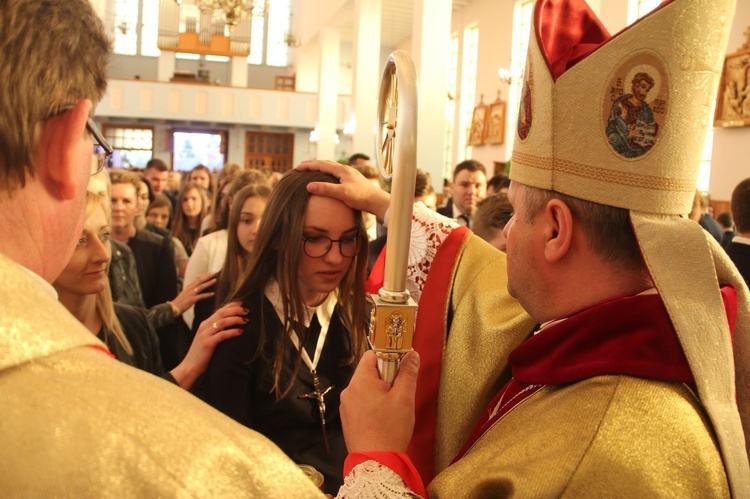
[264,279,337,329]
[264,280,338,371]
[732,235,750,246]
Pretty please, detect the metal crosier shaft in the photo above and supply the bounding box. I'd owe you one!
[370,50,419,385]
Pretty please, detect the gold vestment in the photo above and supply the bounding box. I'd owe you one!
[0,253,324,497]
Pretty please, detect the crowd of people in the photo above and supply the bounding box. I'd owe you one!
[1,0,748,497]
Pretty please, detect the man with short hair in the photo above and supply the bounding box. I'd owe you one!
[348,152,372,167]
[717,211,736,248]
[726,178,750,286]
[486,173,510,195]
[472,193,513,251]
[437,159,487,227]
[144,158,169,194]
[0,1,319,495]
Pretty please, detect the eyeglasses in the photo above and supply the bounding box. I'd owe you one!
[301,234,362,258]
[46,105,113,175]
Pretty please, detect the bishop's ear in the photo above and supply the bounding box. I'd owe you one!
[37,99,92,200]
[542,198,573,263]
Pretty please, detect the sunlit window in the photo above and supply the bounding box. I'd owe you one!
[247,11,266,65]
[505,0,535,158]
[173,131,226,172]
[103,126,154,169]
[627,0,662,25]
[113,0,138,56]
[266,0,291,67]
[247,0,290,66]
[445,34,459,178]
[113,0,160,58]
[458,24,479,162]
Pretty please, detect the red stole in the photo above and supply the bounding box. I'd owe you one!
[364,227,471,483]
[453,287,737,463]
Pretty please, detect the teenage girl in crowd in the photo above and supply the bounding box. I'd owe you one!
[198,170,368,493]
[54,192,246,390]
[183,169,268,329]
[192,184,271,331]
[146,194,189,278]
[171,183,207,256]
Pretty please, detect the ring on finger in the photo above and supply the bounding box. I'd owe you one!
[212,322,218,330]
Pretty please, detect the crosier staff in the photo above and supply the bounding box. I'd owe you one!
[369,50,419,385]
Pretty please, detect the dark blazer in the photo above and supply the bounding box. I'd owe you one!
[109,239,145,308]
[128,229,178,310]
[109,302,165,376]
[722,230,736,249]
[437,201,454,218]
[699,214,724,243]
[128,229,182,369]
[726,241,750,287]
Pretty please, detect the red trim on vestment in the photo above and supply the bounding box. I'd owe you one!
[406,226,471,484]
[452,379,544,464]
[344,452,426,496]
[365,243,388,294]
[721,285,737,344]
[89,344,116,359]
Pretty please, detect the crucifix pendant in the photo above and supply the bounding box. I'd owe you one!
[298,369,334,454]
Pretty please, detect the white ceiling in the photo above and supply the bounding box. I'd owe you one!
[326,0,474,47]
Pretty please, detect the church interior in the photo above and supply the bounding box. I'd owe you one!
[91,0,749,208]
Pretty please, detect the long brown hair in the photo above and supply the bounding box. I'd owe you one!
[171,182,206,253]
[229,170,369,399]
[215,183,271,305]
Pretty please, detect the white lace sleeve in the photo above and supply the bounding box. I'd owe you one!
[404,203,459,303]
[336,460,423,498]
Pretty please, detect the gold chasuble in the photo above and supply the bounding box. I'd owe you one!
[0,253,323,497]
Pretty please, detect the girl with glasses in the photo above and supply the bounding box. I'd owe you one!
[198,170,369,494]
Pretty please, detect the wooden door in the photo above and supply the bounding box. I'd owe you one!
[245,132,294,172]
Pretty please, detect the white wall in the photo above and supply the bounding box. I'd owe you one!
[709,0,750,201]
[450,0,515,174]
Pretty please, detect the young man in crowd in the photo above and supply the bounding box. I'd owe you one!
[437,159,487,228]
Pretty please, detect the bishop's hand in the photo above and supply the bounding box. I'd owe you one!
[298,160,391,222]
[340,350,420,453]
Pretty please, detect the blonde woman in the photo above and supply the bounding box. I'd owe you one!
[54,192,246,389]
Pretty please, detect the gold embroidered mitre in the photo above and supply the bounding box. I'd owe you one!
[510,0,749,496]
[513,0,733,213]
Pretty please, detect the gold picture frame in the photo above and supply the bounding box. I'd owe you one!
[485,100,507,145]
[469,102,487,146]
[714,33,750,127]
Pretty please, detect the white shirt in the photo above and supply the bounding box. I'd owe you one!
[182,229,228,328]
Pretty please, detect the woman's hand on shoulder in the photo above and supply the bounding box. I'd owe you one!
[169,272,217,316]
[169,301,248,390]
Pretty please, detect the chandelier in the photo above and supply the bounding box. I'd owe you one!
[177,0,270,30]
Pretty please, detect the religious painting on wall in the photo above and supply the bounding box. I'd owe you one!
[714,29,750,127]
[469,99,487,146]
[485,94,507,145]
